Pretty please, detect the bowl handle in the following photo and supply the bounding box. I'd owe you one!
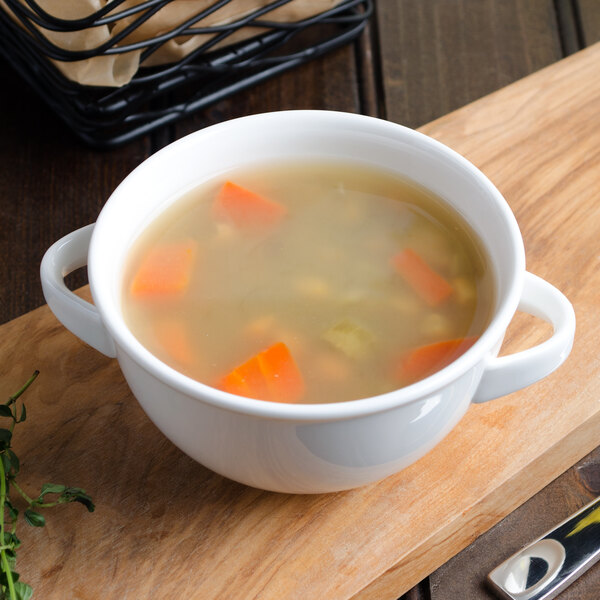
[40,224,117,358]
[472,272,575,404]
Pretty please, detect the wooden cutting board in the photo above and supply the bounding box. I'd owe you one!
[1,43,599,600]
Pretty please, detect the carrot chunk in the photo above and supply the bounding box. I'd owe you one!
[392,248,453,306]
[213,181,286,229]
[218,342,305,403]
[233,356,271,400]
[257,342,305,403]
[397,337,478,383]
[219,369,252,399]
[130,240,197,297]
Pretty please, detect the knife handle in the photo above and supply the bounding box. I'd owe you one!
[487,496,600,600]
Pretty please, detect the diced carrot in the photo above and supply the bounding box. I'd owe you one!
[213,181,286,229]
[234,356,271,400]
[218,342,305,403]
[130,240,197,297]
[392,248,453,306]
[257,342,305,403]
[397,337,478,383]
[154,319,195,366]
[219,369,252,399]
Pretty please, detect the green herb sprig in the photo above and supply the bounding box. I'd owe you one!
[0,372,95,600]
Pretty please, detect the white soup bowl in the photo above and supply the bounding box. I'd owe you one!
[40,111,575,493]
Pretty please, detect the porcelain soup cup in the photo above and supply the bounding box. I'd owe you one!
[41,111,575,494]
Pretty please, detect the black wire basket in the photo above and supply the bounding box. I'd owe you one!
[0,0,372,148]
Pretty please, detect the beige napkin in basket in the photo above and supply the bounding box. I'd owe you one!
[0,0,139,86]
[1,0,342,87]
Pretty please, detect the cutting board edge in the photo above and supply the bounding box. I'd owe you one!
[348,406,600,600]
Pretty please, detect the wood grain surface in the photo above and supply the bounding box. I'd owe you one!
[578,0,600,46]
[376,0,563,128]
[431,446,600,599]
[1,2,600,599]
[0,40,598,600]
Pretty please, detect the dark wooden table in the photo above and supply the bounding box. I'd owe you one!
[1,2,599,599]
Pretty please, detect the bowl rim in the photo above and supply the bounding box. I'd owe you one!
[89,110,526,422]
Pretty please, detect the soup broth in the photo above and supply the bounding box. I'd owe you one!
[122,161,493,404]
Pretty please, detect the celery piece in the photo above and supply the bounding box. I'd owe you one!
[322,319,374,360]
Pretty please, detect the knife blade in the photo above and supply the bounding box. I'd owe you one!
[487,496,600,600]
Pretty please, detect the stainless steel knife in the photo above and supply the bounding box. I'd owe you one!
[488,496,600,600]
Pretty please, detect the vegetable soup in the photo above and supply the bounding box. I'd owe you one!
[121,161,494,404]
